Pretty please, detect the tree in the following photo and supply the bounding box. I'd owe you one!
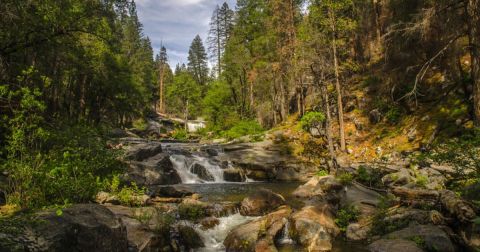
[187,35,209,88]
[208,3,235,78]
[468,0,480,126]
[156,46,168,113]
[166,71,201,130]
[308,0,356,152]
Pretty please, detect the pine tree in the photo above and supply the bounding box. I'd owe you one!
[187,35,209,87]
[157,46,168,113]
[208,2,234,78]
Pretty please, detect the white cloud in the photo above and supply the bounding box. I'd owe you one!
[136,0,236,67]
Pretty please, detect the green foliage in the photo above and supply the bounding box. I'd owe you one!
[116,183,146,207]
[172,128,188,140]
[221,120,264,140]
[299,111,326,133]
[356,165,384,188]
[2,119,124,209]
[316,170,329,177]
[424,129,480,190]
[202,81,236,129]
[166,71,202,118]
[385,107,402,124]
[338,173,354,185]
[335,205,360,232]
[409,236,426,249]
[178,203,206,221]
[370,195,409,235]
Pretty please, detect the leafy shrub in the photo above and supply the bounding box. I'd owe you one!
[370,195,409,235]
[178,203,206,220]
[2,123,125,209]
[222,120,264,140]
[132,118,148,131]
[299,111,325,133]
[423,129,480,190]
[385,107,402,124]
[356,165,384,188]
[335,205,360,232]
[316,170,329,177]
[338,173,354,185]
[172,128,188,140]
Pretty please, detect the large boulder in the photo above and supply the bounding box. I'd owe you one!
[223,168,246,182]
[190,163,214,181]
[291,205,340,251]
[106,205,174,251]
[292,176,343,199]
[0,204,128,251]
[383,224,455,252]
[123,153,181,186]
[240,189,286,216]
[368,239,423,252]
[382,168,415,187]
[125,142,163,161]
[175,225,205,249]
[224,206,292,252]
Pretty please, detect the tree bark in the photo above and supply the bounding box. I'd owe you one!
[324,83,337,174]
[330,9,346,151]
[468,0,480,126]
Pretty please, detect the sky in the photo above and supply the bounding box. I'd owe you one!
[136,0,237,68]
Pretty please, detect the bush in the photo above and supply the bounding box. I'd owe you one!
[299,111,325,133]
[172,128,188,140]
[356,165,384,188]
[2,124,125,209]
[316,170,329,177]
[335,205,360,232]
[338,173,354,185]
[221,120,264,140]
[178,203,206,221]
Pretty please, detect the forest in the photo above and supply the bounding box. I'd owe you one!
[1,0,480,251]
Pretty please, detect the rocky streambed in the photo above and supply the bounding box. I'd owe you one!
[1,137,479,252]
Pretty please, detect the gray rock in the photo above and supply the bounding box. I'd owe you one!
[368,239,423,252]
[223,168,246,182]
[240,188,286,216]
[0,204,128,252]
[382,168,415,187]
[369,109,382,124]
[176,225,205,249]
[123,153,181,186]
[205,148,219,156]
[190,163,214,181]
[346,223,369,241]
[384,224,455,252]
[125,142,163,161]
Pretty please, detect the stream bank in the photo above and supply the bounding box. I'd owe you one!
[1,131,478,252]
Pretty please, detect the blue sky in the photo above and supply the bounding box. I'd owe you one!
[136,0,237,68]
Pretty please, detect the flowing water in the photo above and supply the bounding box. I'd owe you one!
[161,143,368,252]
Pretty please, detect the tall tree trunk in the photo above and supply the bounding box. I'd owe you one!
[324,83,337,174]
[468,0,480,126]
[216,11,222,77]
[330,9,347,151]
[159,67,165,113]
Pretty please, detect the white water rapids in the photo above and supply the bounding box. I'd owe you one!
[195,213,258,252]
[170,154,226,183]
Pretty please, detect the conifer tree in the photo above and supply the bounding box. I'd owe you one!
[187,35,209,87]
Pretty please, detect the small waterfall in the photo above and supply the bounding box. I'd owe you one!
[196,213,258,252]
[170,154,225,184]
[278,218,295,245]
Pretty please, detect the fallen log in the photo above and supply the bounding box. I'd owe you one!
[392,187,440,201]
[440,190,477,223]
